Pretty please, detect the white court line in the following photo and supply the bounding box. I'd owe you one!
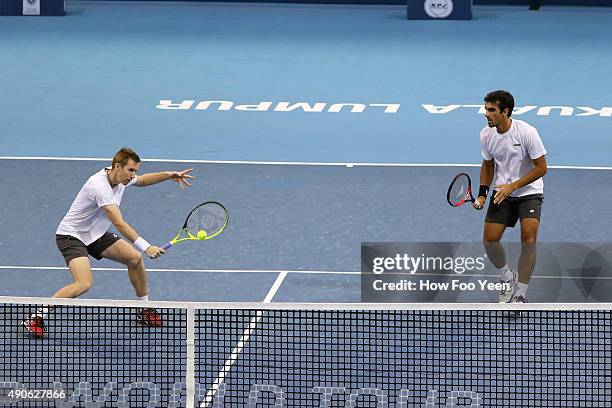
[0,265,356,274]
[200,271,287,408]
[0,265,610,280]
[0,156,611,170]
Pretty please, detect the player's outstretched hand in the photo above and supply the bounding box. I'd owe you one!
[170,168,195,190]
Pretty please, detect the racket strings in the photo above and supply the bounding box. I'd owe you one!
[449,176,470,205]
[187,203,227,236]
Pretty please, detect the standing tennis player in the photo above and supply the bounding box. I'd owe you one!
[473,91,547,303]
[23,147,195,337]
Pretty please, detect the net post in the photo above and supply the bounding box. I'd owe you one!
[186,306,196,408]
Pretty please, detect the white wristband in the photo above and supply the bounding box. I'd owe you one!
[134,237,151,252]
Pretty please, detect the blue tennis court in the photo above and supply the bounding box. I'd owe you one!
[1,2,612,302]
[1,1,612,407]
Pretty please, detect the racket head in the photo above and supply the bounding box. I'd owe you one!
[447,173,475,207]
[183,201,229,240]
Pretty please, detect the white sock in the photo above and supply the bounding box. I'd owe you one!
[498,263,514,281]
[34,307,49,320]
[137,295,149,302]
[514,282,528,298]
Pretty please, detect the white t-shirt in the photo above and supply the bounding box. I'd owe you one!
[56,168,137,245]
[480,119,547,197]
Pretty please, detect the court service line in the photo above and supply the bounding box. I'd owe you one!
[201,271,287,408]
[0,265,356,274]
[1,265,610,280]
[1,156,611,171]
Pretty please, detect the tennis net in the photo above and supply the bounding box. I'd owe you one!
[1,297,611,407]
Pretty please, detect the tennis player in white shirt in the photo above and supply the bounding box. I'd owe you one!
[23,147,194,337]
[473,91,547,304]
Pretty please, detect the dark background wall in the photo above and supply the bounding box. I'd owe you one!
[70,0,612,5]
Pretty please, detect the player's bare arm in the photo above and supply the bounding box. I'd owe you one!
[101,204,164,259]
[136,168,195,189]
[494,155,547,204]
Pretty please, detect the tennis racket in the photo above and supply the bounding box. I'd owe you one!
[447,173,478,208]
[161,201,229,250]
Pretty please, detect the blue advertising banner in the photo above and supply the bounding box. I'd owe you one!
[1,0,64,15]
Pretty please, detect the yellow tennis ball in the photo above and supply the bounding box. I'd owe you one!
[197,230,207,239]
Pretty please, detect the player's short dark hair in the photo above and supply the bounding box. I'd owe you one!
[112,147,141,167]
[484,90,515,118]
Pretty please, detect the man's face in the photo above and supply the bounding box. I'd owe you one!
[116,159,140,185]
[484,101,507,128]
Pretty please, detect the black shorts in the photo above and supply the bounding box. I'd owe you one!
[485,192,543,228]
[56,232,120,266]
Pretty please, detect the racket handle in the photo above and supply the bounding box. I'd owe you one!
[161,241,173,250]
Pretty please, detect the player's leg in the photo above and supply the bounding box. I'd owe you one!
[512,195,543,303]
[483,222,507,267]
[54,235,95,297]
[98,237,162,327]
[23,236,94,338]
[517,218,539,282]
[99,239,148,297]
[483,194,520,302]
[483,222,517,302]
[52,257,94,298]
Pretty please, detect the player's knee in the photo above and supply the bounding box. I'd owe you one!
[483,235,501,243]
[521,228,538,243]
[76,280,93,294]
[483,228,503,243]
[521,236,537,244]
[127,251,144,268]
